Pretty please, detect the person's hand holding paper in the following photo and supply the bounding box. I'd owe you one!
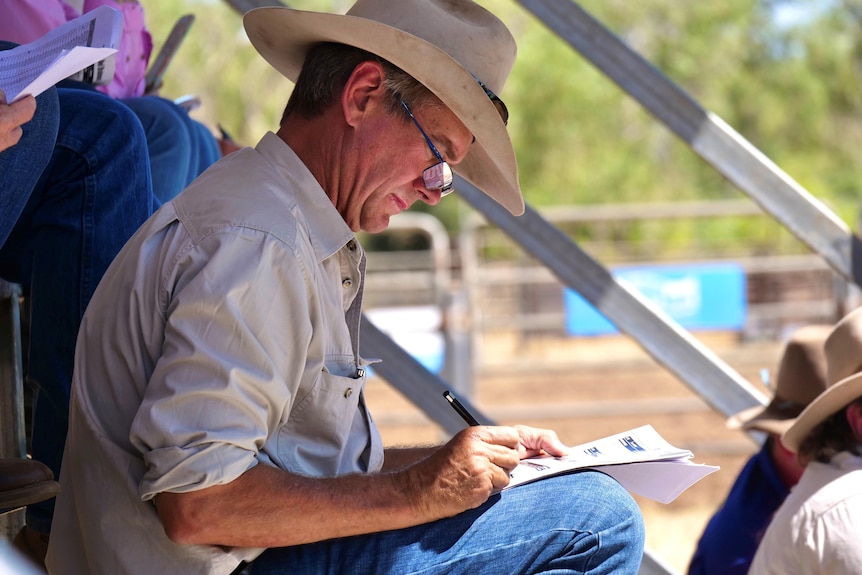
[0,88,36,152]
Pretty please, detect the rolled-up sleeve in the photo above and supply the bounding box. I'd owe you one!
[132,227,313,500]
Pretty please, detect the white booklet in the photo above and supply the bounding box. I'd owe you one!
[506,425,719,504]
[0,5,122,102]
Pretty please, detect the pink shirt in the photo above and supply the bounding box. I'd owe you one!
[0,0,152,99]
[0,0,75,43]
[84,0,152,98]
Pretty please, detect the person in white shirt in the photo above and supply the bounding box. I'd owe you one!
[749,306,862,574]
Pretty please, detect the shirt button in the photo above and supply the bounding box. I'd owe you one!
[344,388,353,398]
[346,240,357,251]
[342,278,352,288]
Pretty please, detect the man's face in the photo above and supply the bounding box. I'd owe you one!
[341,100,473,233]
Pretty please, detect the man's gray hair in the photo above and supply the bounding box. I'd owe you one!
[281,42,440,124]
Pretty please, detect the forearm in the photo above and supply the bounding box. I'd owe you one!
[381,445,440,471]
[155,463,431,548]
[156,426,536,549]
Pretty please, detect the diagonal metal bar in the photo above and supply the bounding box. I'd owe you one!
[359,315,494,435]
[516,0,862,286]
[457,179,768,420]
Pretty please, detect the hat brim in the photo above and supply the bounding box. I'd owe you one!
[782,372,862,452]
[243,7,524,216]
[726,403,801,436]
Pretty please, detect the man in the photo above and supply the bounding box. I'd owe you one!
[47,2,645,574]
[749,307,862,574]
[686,324,830,575]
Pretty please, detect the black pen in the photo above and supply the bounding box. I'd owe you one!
[443,390,481,426]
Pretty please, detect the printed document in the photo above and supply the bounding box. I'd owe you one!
[0,5,122,102]
[506,425,719,504]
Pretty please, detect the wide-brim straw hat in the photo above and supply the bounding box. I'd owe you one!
[783,307,862,452]
[243,0,524,216]
[726,324,830,436]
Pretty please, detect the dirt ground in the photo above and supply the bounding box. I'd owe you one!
[363,331,782,574]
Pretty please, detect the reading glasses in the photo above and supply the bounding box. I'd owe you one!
[400,99,454,197]
[399,76,509,197]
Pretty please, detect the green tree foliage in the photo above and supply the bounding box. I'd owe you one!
[143,0,862,233]
[143,0,293,148]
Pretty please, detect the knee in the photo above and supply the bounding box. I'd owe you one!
[560,471,645,543]
[122,96,192,149]
[592,472,643,526]
[56,89,147,152]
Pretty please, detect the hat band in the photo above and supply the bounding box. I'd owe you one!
[471,73,508,125]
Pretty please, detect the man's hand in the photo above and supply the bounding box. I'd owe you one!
[401,426,521,519]
[0,90,36,153]
[397,424,570,521]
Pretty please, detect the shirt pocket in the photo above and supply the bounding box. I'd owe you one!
[275,359,365,476]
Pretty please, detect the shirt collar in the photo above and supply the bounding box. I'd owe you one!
[256,132,357,263]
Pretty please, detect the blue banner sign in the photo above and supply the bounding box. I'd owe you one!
[564,262,747,336]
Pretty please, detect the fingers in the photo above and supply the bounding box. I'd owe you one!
[0,94,37,153]
[514,425,570,458]
[461,426,521,471]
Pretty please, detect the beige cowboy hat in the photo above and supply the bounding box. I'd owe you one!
[242,0,524,216]
[783,307,862,452]
[726,324,830,436]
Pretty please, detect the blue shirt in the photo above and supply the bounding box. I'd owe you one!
[687,443,789,575]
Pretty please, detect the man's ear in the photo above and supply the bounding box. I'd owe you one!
[342,61,387,127]
[846,400,862,442]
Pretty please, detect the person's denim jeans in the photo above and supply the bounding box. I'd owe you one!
[0,86,155,532]
[0,86,59,245]
[250,471,645,575]
[123,95,220,204]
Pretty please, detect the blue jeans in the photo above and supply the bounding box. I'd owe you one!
[251,471,645,575]
[122,96,220,204]
[0,88,59,245]
[0,87,155,532]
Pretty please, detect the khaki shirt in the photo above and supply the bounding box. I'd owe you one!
[47,132,384,575]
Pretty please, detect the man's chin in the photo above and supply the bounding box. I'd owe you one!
[361,215,392,234]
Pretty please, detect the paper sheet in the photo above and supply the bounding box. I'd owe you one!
[505,425,719,504]
[594,459,719,504]
[0,5,122,101]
